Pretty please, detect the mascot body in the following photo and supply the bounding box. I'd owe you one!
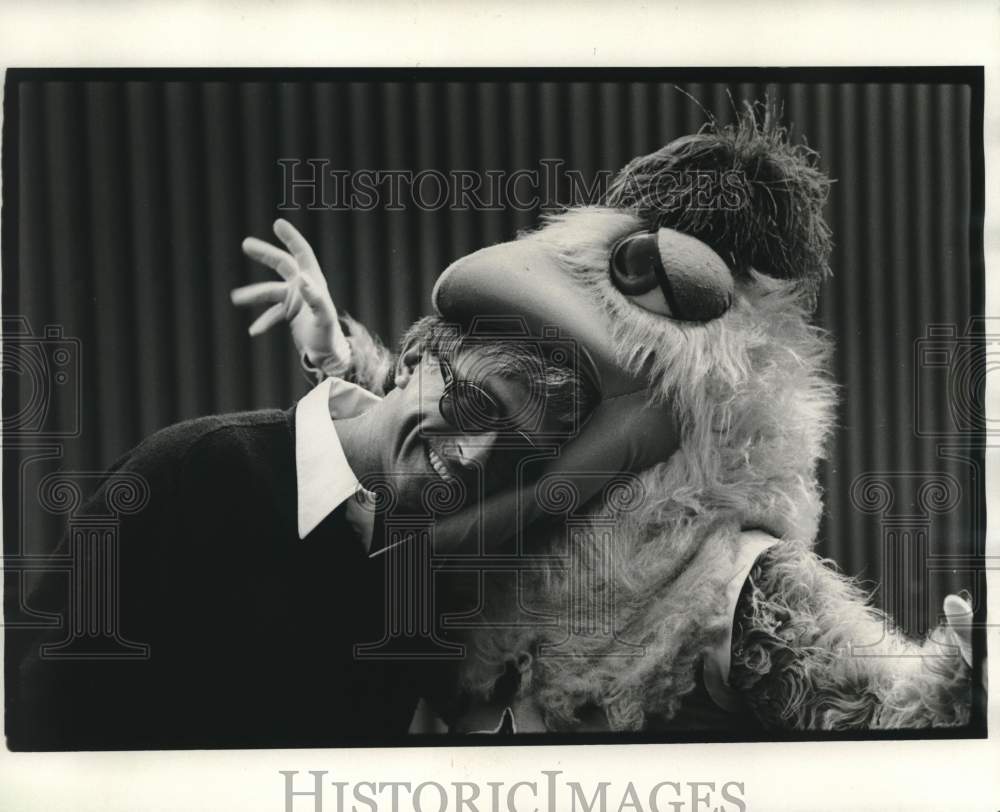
[241,108,973,732]
[443,204,970,733]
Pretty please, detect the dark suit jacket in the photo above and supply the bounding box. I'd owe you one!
[6,408,419,750]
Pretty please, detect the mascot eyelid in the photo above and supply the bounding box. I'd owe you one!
[609,228,734,323]
[609,232,665,297]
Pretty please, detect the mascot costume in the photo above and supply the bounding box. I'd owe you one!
[235,106,973,732]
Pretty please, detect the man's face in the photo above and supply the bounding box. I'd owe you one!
[366,345,563,512]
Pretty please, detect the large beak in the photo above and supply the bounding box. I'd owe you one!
[435,239,643,400]
[425,238,679,553]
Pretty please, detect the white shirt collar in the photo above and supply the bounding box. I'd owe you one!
[294,377,382,543]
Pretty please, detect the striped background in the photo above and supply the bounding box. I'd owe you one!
[3,72,985,635]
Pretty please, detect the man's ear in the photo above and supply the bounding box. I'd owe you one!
[394,342,423,390]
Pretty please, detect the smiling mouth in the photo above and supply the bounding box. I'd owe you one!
[426,443,458,484]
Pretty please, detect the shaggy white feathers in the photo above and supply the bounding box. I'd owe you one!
[461,206,839,729]
[533,206,837,542]
[460,205,969,732]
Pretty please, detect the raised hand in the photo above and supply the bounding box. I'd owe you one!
[231,218,350,374]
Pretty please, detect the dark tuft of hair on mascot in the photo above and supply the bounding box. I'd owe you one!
[607,101,833,303]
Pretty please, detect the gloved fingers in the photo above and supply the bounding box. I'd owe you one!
[273,218,321,277]
[241,236,298,280]
[248,302,287,337]
[230,281,288,308]
[297,276,335,321]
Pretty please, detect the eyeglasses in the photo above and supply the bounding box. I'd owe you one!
[437,356,537,448]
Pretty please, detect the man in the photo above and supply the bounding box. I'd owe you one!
[8,283,597,750]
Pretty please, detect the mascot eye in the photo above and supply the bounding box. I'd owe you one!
[609,229,734,322]
[609,232,663,296]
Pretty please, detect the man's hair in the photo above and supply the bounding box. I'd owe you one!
[396,315,599,430]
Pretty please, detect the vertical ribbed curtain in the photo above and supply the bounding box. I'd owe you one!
[3,74,983,634]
